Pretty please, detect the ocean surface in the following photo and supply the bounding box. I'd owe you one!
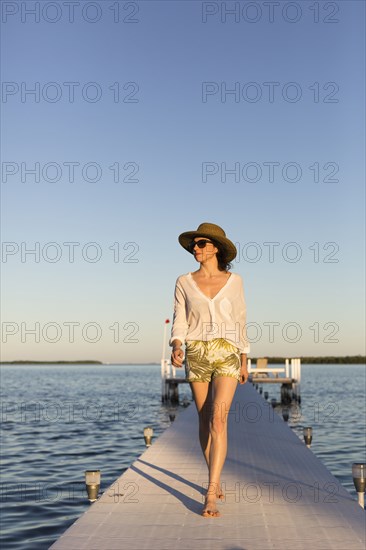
[0,363,365,549]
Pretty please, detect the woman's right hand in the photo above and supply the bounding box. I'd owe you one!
[171,347,184,368]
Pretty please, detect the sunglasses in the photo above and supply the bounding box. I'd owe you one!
[188,239,214,252]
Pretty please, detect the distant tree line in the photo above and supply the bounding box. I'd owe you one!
[0,360,103,365]
[253,355,365,364]
[1,357,365,365]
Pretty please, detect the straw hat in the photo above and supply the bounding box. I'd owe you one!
[178,222,237,262]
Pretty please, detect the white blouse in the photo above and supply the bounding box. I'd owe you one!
[169,272,250,354]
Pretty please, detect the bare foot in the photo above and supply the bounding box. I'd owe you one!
[216,483,224,500]
[202,495,220,518]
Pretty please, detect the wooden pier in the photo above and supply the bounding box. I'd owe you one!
[50,383,365,549]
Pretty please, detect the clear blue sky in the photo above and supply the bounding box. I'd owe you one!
[1,1,365,363]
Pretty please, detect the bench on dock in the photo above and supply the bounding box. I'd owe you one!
[250,358,286,379]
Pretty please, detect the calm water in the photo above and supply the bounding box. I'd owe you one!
[0,363,365,549]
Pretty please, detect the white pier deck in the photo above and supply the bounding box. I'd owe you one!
[50,384,365,550]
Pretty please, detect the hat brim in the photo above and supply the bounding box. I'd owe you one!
[178,231,237,262]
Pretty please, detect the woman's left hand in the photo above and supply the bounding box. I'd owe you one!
[239,355,249,385]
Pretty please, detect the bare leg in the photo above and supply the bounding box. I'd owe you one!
[204,376,238,517]
[190,381,226,502]
[189,381,212,464]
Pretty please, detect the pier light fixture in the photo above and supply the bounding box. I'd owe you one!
[271,398,277,408]
[144,426,154,447]
[182,396,189,407]
[303,427,313,448]
[259,387,263,395]
[85,470,101,502]
[352,463,366,508]
[169,413,176,422]
[264,391,269,400]
[282,408,289,422]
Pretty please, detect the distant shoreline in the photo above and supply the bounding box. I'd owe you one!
[0,360,159,365]
[1,356,365,365]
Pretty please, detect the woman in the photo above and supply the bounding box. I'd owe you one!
[170,222,250,518]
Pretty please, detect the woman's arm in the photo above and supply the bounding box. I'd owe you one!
[169,279,188,367]
[169,278,188,348]
[235,276,250,384]
[234,277,250,355]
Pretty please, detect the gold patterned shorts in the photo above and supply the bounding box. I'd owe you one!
[184,338,241,383]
